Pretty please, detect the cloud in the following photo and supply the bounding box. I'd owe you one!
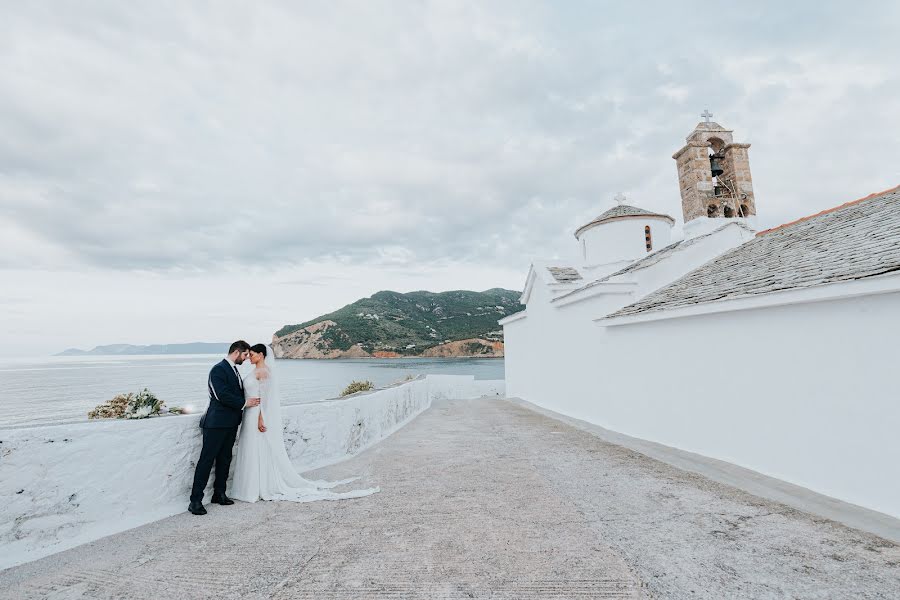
[2,2,899,352]
[4,2,899,274]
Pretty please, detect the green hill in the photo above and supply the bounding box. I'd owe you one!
[273,288,522,358]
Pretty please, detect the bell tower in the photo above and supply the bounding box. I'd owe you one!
[672,111,756,237]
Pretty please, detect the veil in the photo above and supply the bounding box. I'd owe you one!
[259,345,285,453]
[259,344,339,488]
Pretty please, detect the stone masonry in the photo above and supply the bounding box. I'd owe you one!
[673,119,756,223]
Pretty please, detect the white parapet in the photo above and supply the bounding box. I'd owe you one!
[0,374,502,570]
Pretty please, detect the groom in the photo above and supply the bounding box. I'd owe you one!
[188,340,260,515]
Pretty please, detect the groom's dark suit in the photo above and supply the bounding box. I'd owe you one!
[190,359,246,503]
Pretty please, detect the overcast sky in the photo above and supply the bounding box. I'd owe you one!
[2,1,899,357]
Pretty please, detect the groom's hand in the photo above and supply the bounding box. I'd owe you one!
[246,397,261,408]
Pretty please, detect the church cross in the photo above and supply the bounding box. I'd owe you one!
[701,109,713,123]
[614,192,627,205]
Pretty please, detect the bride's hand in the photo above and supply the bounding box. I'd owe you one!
[258,414,267,433]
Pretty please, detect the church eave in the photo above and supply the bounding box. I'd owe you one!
[596,272,900,328]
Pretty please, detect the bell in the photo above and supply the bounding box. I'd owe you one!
[709,156,724,177]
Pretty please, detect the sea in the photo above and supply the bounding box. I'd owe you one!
[0,354,504,428]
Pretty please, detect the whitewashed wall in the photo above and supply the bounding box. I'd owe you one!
[579,217,673,265]
[504,287,900,520]
[0,374,502,570]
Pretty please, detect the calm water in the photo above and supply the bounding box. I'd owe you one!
[0,355,504,428]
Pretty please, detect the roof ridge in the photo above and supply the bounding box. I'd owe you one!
[757,184,900,236]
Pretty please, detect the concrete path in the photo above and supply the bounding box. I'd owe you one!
[1,398,898,599]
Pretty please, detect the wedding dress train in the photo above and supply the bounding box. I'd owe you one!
[230,350,378,503]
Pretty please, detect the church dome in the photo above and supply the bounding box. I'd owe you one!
[574,204,675,239]
[574,197,675,267]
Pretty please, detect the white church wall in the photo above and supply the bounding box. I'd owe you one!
[580,219,672,266]
[628,224,755,298]
[504,288,900,520]
[505,282,631,404]
[580,260,631,281]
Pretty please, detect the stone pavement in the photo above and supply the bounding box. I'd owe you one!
[1,398,898,599]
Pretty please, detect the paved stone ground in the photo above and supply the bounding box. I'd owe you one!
[1,398,898,599]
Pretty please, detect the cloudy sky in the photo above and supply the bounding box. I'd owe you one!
[2,1,899,357]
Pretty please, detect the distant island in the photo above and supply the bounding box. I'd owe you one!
[273,288,522,359]
[56,342,230,356]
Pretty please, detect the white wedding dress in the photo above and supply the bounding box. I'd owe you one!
[230,351,378,503]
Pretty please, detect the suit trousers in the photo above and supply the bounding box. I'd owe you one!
[190,426,239,502]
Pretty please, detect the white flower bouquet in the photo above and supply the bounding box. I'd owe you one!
[88,388,187,419]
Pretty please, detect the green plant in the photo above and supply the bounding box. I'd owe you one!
[340,380,374,397]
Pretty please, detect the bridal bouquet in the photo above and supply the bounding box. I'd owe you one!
[88,388,182,419]
[125,388,165,419]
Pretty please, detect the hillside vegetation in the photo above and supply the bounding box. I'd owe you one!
[273,288,521,359]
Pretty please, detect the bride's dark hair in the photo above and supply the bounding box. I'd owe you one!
[250,344,267,357]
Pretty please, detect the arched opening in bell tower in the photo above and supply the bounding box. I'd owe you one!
[708,137,728,205]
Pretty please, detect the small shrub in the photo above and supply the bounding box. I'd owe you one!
[88,393,132,419]
[340,380,374,397]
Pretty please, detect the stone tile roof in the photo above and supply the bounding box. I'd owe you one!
[547,266,582,283]
[575,205,675,238]
[607,186,900,319]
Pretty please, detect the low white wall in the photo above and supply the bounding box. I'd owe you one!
[0,374,495,570]
[505,289,900,521]
[471,379,505,397]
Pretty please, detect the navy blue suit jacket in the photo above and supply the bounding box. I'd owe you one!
[200,359,245,429]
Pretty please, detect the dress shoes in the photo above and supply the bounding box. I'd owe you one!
[188,501,207,515]
[211,492,234,505]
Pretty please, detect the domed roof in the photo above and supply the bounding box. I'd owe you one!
[574,204,675,239]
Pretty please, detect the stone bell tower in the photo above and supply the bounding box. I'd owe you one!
[672,111,757,237]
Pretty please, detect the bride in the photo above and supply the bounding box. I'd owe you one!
[230,344,378,503]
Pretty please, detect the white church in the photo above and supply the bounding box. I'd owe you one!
[500,116,900,524]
